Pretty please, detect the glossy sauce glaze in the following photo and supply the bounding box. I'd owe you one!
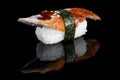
[37,12,54,20]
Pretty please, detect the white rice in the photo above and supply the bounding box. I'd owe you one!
[35,20,87,44]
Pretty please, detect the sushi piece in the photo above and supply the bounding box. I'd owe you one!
[18,8,101,44]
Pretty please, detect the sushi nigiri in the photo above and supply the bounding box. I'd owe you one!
[18,8,101,44]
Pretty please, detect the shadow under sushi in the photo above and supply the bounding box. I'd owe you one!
[21,37,100,74]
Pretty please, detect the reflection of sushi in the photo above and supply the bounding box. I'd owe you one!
[22,38,100,74]
[36,42,64,61]
[18,8,101,44]
[36,37,87,61]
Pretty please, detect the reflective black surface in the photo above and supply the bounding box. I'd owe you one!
[6,0,114,79]
[21,37,100,74]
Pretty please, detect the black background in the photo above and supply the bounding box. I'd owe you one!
[3,0,115,79]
